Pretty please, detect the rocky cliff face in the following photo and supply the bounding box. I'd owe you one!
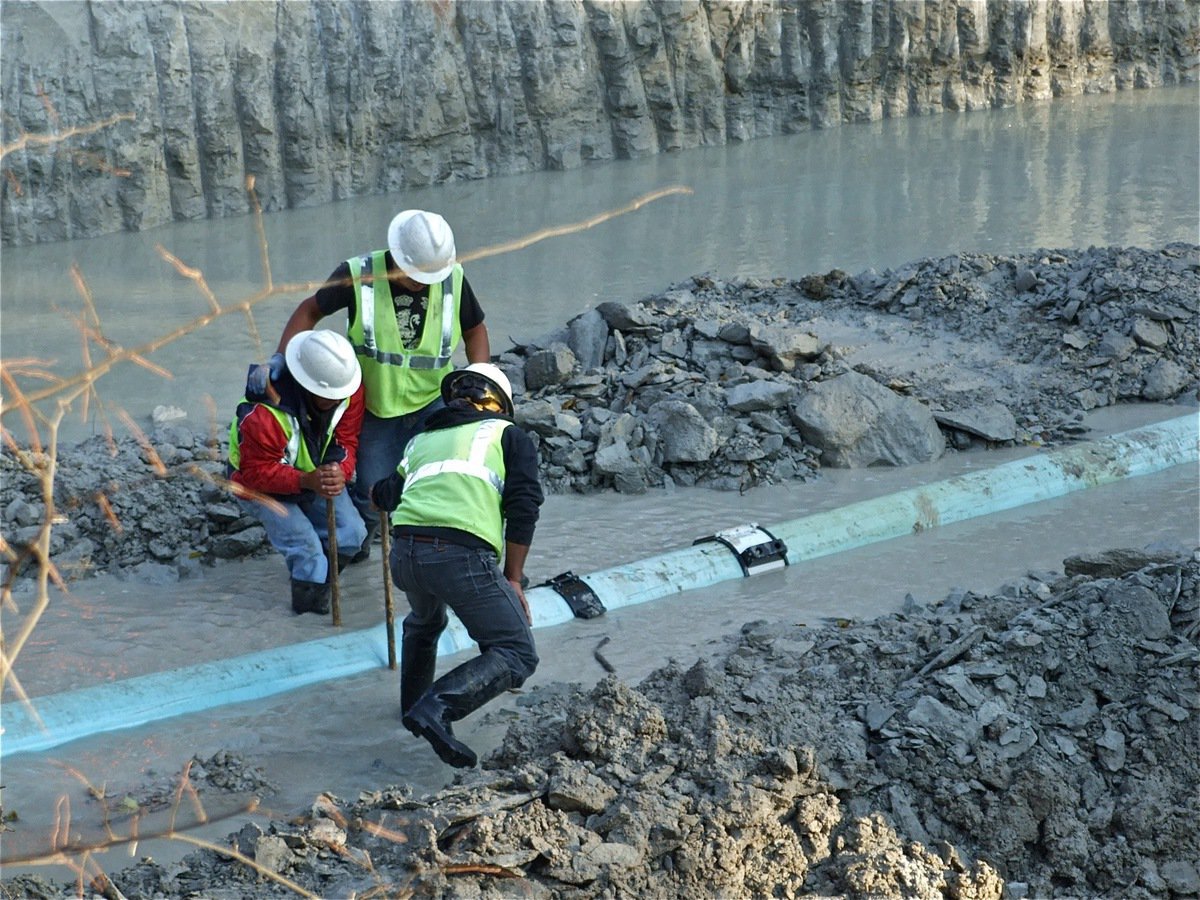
[2,0,1196,246]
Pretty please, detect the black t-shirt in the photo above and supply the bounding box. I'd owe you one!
[314,252,485,349]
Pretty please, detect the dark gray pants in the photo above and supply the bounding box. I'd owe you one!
[390,536,538,683]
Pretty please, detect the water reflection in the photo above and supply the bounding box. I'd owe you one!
[1,86,1196,443]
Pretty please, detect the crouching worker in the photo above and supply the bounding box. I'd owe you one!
[228,330,368,615]
[371,363,544,768]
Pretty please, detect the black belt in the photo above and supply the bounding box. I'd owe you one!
[394,530,481,552]
[402,533,437,544]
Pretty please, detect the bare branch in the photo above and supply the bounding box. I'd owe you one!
[0,112,135,160]
[461,186,693,264]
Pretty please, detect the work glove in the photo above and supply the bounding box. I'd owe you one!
[247,352,285,397]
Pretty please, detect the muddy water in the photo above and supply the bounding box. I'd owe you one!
[1,85,1198,881]
[1,87,1196,446]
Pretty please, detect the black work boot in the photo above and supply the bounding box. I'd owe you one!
[402,652,514,768]
[291,579,330,615]
[349,523,375,565]
[400,635,438,715]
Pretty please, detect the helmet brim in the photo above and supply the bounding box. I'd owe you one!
[400,261,455,285]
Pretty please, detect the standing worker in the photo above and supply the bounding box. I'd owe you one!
[250,210,491,562]
[229,330,367,615]
[370,363,544,768]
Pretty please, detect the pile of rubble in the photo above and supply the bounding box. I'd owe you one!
[2,244,1195,586]
[6,547,1195,899]
[505,243,1197,493]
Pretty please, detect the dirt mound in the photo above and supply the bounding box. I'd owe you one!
[10,547,1193,899]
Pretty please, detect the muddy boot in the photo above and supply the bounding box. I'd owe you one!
[401,652,513,768]
[400,635,438,716]
[291,579,330,615]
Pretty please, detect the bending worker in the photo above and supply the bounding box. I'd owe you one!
[371,363,544,768]
[250,210,491,561]
[229,330,367,615]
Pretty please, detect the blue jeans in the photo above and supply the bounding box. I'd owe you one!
[239,490,367,584]
[351,399,445,532]
[391,536,538,684]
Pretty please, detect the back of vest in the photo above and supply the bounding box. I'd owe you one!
[391,419,509,556]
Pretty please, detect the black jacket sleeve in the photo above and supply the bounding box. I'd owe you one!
[371,471,405,513]
[500,425,543,546]
[459,275,485,332]
[314,261,356,322]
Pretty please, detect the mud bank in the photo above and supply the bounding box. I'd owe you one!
[5,546,1197,899]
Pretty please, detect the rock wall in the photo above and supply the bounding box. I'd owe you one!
[2,0,1197,246]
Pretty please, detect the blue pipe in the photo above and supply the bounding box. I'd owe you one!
[3,414,1195,757]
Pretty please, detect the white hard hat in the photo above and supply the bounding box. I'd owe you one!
[441,362,514,416]
[285,330,362,400]
[387,209,456,284]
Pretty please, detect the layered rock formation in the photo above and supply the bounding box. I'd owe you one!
[2,0,1196,246]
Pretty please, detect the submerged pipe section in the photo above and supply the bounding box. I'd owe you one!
[4,414,1195,757]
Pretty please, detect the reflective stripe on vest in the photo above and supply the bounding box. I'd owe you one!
[347,253,463,417]
[228,398,348,473]
[391,419,510,555]
[401,419,508,495]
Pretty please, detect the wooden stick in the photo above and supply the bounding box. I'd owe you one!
[380,511,397,669]
[327,498,341,626]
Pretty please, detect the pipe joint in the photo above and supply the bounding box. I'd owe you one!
[694,523,789,576]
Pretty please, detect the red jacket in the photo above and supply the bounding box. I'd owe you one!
[231,382,365,497]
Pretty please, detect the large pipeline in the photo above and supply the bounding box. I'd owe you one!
[4,414,1195,757]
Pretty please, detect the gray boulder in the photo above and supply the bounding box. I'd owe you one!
[1141,359,1190,401]
[748,325,826,372]
[724,380,794,413]
[596,301,658,334]
[525,346,578,390]
[647,400,720,463]
[933,403,1018,443]
[568,310,609,372]
[788,372,945,468]
[514,399,561,437]
[593,439,648,494]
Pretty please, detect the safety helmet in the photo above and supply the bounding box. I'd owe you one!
[387,209,457,284]
[285,330,362,400]
[441,362,514,416]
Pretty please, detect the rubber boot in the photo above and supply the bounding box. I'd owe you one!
[349,522,375,565]
[400,635,438,716]
[291,579,330,615]
[402,652,514,768]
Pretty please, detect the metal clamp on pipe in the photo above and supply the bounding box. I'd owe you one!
[539,571,606,619]
[694,523,789,576]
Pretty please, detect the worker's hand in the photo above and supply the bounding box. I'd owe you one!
[318,463,346,497]
[247,352,286,396]
[301,463,345,498]
[508,578,532,625]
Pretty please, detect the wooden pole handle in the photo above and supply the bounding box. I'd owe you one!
[380,512,397,670]
[327,499,342,626]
